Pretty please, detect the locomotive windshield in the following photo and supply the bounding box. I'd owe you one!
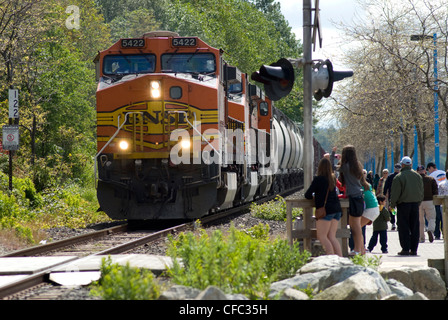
[103,54,156,75]
[161,53,216,74]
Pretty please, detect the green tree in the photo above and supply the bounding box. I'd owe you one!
[109,8,161,43]
[0,0,109,188]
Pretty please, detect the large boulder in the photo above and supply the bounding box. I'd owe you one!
[158,285,249,300]
[269,255,448,300]
[313,271,390,300]
[270,255,392,300]
[380,267,447,300]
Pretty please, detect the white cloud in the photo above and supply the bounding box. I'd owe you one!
[277,0,362,68]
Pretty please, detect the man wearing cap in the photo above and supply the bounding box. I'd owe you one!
[390,156,424,255]
[417,165,438,242]
[383,163,401,230]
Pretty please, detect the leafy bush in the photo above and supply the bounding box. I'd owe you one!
[33,185,109,229]
[91,257,163,300]
[0,170,110,245]
[166,223,311,299]
[250,195,302,221]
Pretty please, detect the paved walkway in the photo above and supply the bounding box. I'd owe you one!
[363,223,445,270]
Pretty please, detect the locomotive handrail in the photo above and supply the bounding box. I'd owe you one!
[94,112,143,184]
[167,110,221,157]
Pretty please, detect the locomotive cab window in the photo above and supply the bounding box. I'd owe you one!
[260,101,269,116]
[103,54,156,75]
[161,53,216,74]
[229,83,242,94]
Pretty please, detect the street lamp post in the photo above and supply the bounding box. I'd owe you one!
[414,125,418,170]
[433,33,439,169]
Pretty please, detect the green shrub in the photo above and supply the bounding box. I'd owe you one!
[166,223,310,299]
[0,170,110,243]
[250,195,302,221]
[350,253,382,270]
[91,257,163,300]
[264,238,311,281]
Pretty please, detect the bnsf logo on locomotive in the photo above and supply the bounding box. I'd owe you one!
[125,109,188,127]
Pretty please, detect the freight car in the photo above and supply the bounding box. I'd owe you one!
[94,31,319,220]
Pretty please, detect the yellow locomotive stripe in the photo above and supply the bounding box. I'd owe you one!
[97,100,218,152]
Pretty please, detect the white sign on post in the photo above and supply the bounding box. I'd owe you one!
[9,89,19,119]
[2,125,19,150]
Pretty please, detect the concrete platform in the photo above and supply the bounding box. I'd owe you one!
[51,254,174,274]
[0,254,175,288]
[0,275,29,288]
[0,256,79,290]
[0,256,77,275]
[364,224,445,271]
[49,254,174,286]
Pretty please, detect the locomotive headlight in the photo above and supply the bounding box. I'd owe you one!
[180,139,191,150]
[119,140,129,150]
[150,81,161,98]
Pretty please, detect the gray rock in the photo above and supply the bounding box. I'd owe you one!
[270,257,391,299]
[404,292,429,300]
[195,286,228,300]
[381,267,447,300]
[298,255,354,274]
[158,285,201,300]
[313,271,391,300]
[277,288,310,300]
[385,279,414,299]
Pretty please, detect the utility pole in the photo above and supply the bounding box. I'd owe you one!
[303,0,313,189]
[302,0,314,252]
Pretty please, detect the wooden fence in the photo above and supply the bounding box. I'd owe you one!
[286,198,350,256]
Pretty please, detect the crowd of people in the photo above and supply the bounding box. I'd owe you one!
[304,144,445,257]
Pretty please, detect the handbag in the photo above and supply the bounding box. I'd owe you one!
[315,188,329,220]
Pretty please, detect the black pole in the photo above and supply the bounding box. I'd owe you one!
[8,118,12,191]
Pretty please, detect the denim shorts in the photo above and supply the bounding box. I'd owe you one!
[321,212,342,221]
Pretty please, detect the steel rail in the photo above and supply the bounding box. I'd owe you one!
[2,224,129,257]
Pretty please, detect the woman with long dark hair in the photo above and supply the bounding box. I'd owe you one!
[338,145,365,255]
[305,157,342,256]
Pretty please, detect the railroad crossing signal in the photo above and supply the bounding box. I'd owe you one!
[312,59,353,100]
[251,58,295,101]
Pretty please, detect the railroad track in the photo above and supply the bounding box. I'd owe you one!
[0,222,192,299]
[0,187,301,300]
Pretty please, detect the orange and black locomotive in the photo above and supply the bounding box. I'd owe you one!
[94,31,305,220]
